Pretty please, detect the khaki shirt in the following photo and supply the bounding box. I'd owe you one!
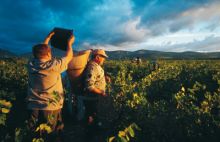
[26,57,68,110]
[84,61,106,97]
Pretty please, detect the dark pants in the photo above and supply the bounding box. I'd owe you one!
[84,99,98,124]
[83,99,99,142]
[27,109,64,141]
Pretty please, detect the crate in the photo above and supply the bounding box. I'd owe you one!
[50,27,73,51]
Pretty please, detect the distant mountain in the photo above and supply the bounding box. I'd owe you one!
[0,48,16,58]
[106,50,220,59]
[1,48,220,59]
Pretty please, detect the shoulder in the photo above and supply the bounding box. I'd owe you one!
[51,57,68,65]
[85,61,99,75]
[40,57,68,73]
[87,61,98,70]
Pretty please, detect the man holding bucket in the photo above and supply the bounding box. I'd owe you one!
[26,30,74,141]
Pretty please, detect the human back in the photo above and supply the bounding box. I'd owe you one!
[27,57,68,110]
[26,30,75,141]
[27,33,74,110]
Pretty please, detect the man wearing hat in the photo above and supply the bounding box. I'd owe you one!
[83,49,109,140]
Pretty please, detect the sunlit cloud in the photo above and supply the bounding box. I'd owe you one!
[0,0,220,53]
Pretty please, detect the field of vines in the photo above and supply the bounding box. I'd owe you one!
[0,57,220,142]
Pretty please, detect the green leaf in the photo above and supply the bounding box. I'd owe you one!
[32,138,44,142]
[131,123,141,131]
[108,136,115,142]
[125,135,130,141]
[15,128,23,142]
[118,136,127,142]
[128,126,135,137]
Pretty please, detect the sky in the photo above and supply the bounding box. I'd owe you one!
[0,0,220,54]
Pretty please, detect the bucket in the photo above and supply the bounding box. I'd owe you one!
[50,27,73,51]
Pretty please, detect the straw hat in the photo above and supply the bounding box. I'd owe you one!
[92,49,108,58]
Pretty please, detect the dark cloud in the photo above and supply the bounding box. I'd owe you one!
[0,0,219,54]
[0,0,103,51]
[0,0,131,52]
[41,0,103,15]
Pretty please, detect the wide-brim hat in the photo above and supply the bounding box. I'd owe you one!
[92,49,108,58]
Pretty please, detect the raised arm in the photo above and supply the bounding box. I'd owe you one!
[65,35,75,63]
[43,32,55,45]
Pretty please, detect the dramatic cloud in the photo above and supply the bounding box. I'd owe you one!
[131,0,220,35]
[0,0,219,53]
[154,35,220,52]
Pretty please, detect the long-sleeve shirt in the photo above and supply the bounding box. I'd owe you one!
[26,57,68,110]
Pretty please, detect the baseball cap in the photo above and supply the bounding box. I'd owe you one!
[92,49,108,58]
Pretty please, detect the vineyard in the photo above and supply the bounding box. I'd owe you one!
[0,57,220,142]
